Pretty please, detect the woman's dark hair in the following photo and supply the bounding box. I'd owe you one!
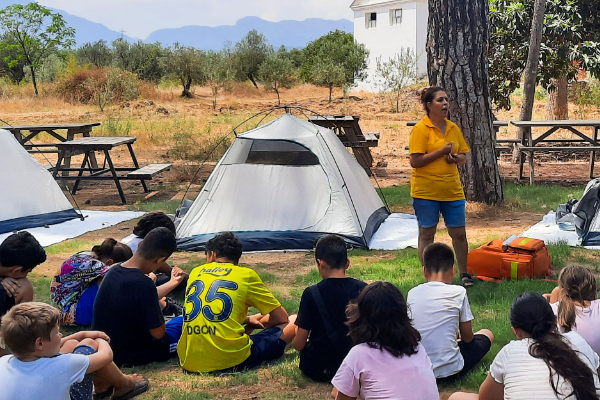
[92,238,133,264]
[557,265,598,332]
[420,86,445,115]
[205,232,243,265]
[346,281,421,358]
[133,212,176,238]
[510,292,597,400]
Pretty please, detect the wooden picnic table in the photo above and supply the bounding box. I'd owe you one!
[52,136,171,204]
[6,123,102,173]
[510,120,600,184]
[308,115,380,175]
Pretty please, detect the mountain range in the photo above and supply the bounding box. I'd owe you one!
[0,1,352,49]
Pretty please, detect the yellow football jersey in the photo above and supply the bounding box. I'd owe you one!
[178,262,281,372]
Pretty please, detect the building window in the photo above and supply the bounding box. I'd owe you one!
[366,12,377,29]
[390,8,402,25]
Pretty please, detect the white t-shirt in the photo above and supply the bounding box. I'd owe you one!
[407,281,473,378]
[0,353,89,400]
[121,234,142,254]
[332,343,439,400]
[490,331,600,400]
[550,300,600,355]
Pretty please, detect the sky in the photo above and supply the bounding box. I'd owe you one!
[35,0,355,39]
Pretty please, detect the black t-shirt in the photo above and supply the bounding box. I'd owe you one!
[295,277,367,381]
[92,264,170,366]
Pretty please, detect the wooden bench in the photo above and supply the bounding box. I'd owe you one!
[127,163,172,180]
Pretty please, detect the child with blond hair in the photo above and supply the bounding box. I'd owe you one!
[0,302,148,400]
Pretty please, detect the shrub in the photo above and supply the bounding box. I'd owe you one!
[56,67,140,107]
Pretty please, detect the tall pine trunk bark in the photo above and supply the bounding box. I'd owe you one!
[546,75,568,120]
[428,0,503,204]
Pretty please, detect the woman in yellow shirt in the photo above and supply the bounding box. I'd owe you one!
[409,86,472,286]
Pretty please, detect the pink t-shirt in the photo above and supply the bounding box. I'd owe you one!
[551,299,600,355]
[332,343,439,400]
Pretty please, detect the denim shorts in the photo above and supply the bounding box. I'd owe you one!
[412,198,466,228]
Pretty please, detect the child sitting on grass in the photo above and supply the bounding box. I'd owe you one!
[0,232,46,357]
[92,227,185,367]
[51,238,133,326]
[121,212,188,301]
[0,232,46,318]
[293,234,366,382]
[178,231,297,373]
[331,281,439,400]
[407,242,494,381]
[0,302,149,400]
[449,292,600,400]
[544,264,600,354]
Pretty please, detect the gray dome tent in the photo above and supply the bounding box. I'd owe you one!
[176,114,390,251]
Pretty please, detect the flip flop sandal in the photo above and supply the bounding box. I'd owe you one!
[111,378,150,400]
[92,387,113,400]
[460,273,474,287]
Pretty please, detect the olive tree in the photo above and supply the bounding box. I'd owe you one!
[375,48,419,113]
[162,43,206,98]
[302,30,368,101]
[258,52,297,104]
[0,3,75,95]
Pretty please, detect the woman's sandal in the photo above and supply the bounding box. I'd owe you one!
[92,387,113,400]
[111,378,150,400]
[460,273,474,287]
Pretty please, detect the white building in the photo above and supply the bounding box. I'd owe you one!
[351,0,428,92]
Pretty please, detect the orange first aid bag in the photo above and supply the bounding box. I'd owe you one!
[467,237,551,280]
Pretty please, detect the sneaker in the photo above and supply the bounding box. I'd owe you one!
[162,297,184,317]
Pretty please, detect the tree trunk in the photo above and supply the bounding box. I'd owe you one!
[275,88,281,105]
[546,75,568,120]
[515,0,546,163]
[182,76,193,98]
[427,0,503,204]
[248,74,259,89]
[30,65,38,96]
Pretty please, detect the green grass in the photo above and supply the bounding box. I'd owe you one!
[380,183,586,214]
[128,200,180,214]
[45,239,98,256]
[503,183,585,213]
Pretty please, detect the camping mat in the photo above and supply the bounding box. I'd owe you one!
[520,211,600,250]
[0,210,144,247]
[368,213,419,250]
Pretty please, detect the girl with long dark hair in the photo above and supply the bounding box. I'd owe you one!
[449,292,600,400]
[331,281,438,400]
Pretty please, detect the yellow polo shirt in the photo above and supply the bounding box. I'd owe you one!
[178,262,281,372]
[409,116,470,201]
